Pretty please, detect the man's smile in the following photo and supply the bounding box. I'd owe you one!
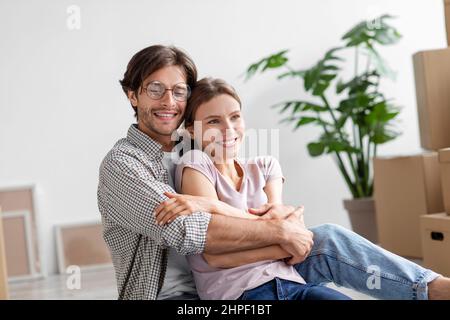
[152,110,179,121]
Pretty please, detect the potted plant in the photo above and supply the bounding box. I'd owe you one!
[244,14,402,242]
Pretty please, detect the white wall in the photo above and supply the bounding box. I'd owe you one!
[0,0,446,275]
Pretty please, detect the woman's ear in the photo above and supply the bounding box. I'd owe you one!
[127,90,138,107]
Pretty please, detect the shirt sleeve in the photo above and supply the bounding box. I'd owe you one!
[98,152,211,255]
[174,150,217,193]
[257,156,285,183]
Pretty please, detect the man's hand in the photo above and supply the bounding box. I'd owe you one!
[154,192,217,225]
[278,207,314,265]
[249,203,304,221]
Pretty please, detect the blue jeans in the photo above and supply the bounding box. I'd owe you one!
[239,277,351,300]
[294,223,440,300]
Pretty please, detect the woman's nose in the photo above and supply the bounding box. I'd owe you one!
[221,120,236,135]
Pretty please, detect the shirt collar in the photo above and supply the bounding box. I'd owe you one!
[127,124,164,160]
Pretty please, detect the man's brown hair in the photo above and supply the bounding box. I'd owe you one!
[119,45,198,118]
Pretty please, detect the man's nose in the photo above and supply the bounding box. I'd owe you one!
[160,90,175,106]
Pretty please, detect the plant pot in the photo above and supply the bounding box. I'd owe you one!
[343,197,378,243]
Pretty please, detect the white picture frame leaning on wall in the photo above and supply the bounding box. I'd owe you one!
[55,221,112,274]
[0,184,44,281]
[1,210,39,281]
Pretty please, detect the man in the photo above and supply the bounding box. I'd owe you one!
[98,44,450,300]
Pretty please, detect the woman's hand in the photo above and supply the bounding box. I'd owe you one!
[154,192,216,225]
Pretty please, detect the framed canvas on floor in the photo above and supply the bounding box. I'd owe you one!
[55,221,112,274]
[0,184,43,281]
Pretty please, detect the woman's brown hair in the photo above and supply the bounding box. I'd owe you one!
[184,77,241,128]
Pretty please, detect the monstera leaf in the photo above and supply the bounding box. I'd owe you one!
[245,14,402,198]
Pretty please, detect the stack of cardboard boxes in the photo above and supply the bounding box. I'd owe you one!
[420,149,450,276]
[373,0,450,276]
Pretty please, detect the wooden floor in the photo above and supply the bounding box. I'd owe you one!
[7,266,376,300]
[8,259,425,300]
[8,267,118,300]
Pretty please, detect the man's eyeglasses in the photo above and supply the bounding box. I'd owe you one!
[143,81,191,102]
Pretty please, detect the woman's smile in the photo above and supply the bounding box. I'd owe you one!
[215,137,239,148]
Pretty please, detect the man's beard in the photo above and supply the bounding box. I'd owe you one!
[139,106,182,136]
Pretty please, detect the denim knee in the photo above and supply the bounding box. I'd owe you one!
[311,223,347,238]
[309,223,352,250]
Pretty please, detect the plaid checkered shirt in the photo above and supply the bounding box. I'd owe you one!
[97,124,211,300]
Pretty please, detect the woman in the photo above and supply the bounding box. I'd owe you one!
[154,77,351,300]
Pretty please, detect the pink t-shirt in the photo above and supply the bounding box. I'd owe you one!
[174,149,306,300]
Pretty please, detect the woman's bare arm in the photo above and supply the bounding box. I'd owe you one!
[263,177,284,204]
[180,167,258,220]
[178,168,291,265]
[213,200,259,220]
[204,245,290,268]
[204,177,291,268]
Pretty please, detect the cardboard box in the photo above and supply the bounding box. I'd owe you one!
[413,48,450,150]
[373,153,444,258]
[439,148,450,215]
[420,213,450,277]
